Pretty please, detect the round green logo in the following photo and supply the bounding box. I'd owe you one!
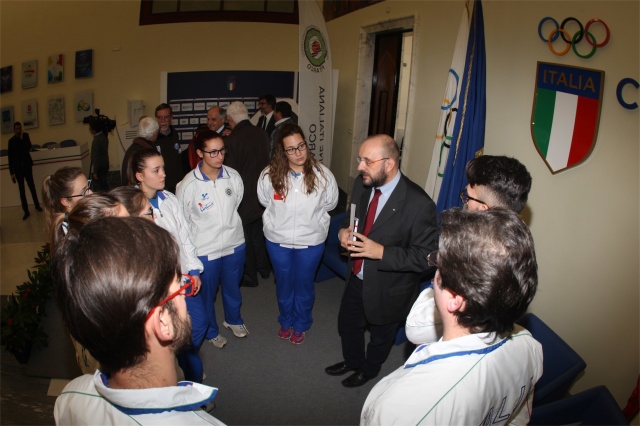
[303,27,328,67]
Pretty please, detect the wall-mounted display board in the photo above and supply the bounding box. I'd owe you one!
[166,70,296,142]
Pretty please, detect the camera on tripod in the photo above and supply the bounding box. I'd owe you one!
[83,109,116,133]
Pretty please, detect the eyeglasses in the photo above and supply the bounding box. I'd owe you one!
[284,142,307,155]
[356,157,389,166]
[146,274,194,321]
[67,180,93,199]
[201,146,227,158]
[459,190,487,206]
[427,251,439,269]
[140,207,154,218]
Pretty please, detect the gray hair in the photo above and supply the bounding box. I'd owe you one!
[227,101,249,123]
[138,117,159,139]
[209,106,226,119]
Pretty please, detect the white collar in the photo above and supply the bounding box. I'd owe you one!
[94,371,217,415]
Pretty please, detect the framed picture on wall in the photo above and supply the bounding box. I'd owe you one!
[75,49,93,78]
[1,106,15,134]
[22,60,38,89]
[74,90,93,122]
[47,54,64,84]
[48,95,65,126]
[1,65,13,93]
[21,99,39,129]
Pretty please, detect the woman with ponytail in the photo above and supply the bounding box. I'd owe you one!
[42,166,92,241]
[129,148,207,383]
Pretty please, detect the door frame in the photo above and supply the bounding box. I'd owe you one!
[349,15,419,192]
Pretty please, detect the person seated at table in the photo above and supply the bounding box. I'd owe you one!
[361,208,542,425]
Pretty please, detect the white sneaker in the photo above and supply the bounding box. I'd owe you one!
[223,321,249,338]
[209,334,227,348]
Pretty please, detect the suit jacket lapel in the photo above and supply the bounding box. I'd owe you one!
[369,176,407,234]
[358,186,372,226]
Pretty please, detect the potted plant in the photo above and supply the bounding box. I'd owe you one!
[1,244,53,363]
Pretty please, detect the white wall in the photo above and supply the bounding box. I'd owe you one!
[327,0,639,408]
[2,0,638,409]
[0,1,299,170]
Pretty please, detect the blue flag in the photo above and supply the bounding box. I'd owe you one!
[436,0,486,214]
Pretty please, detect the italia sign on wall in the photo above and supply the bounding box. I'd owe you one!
[531,62,604,174]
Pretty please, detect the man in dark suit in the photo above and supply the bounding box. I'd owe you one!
[8,122,42,220]
[207,106,231,137]
[325,134,438,388]
[155,103,184,193]
[256,94,276,137]
[269,101,294,158]
[225,101,271,287]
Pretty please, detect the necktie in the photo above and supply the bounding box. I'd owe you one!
[353,189,382,275]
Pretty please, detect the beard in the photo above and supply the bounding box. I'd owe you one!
[167,300,193,354]
[361,168,388,188]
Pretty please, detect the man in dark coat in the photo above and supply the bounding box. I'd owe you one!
[121,117,158,186]
[8,122,42,220]
[225,101,271,287]
[155,104,184,193]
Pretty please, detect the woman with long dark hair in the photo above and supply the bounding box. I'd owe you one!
[258,123,338,344]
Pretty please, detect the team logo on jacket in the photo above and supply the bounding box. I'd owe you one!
[201,193,209,201]
[225,188,232,197]
[198,201,214,212]
[531,62,604,174]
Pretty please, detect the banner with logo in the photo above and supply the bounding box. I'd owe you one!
[531,62,604,174]
[299,0,333,166]
[424,1,472,201]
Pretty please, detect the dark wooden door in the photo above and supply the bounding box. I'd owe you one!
[368,31,404,136]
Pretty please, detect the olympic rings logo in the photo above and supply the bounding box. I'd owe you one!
[538,17,610,59]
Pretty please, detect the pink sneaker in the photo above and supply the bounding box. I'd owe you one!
[278,327,292,339]
[290,331,305,345]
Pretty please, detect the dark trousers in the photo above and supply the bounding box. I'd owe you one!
[93,167,110,192]
[15,168,40,213]
[242,218,271,285]
[338,275,401,378]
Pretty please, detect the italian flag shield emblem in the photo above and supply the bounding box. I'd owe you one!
[531,62,604,174]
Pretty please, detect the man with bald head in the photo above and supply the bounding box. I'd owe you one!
[325,134,438,388]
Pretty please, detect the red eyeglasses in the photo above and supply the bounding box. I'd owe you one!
[146,274,194,321]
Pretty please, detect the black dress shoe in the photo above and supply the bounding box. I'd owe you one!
[22,212,30,220]
[200,401,216,413]
[240,279,259,287]
[35,206,43,212]
[325,361,357,376]
[342,371,371,388]
[259,270,271,279]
